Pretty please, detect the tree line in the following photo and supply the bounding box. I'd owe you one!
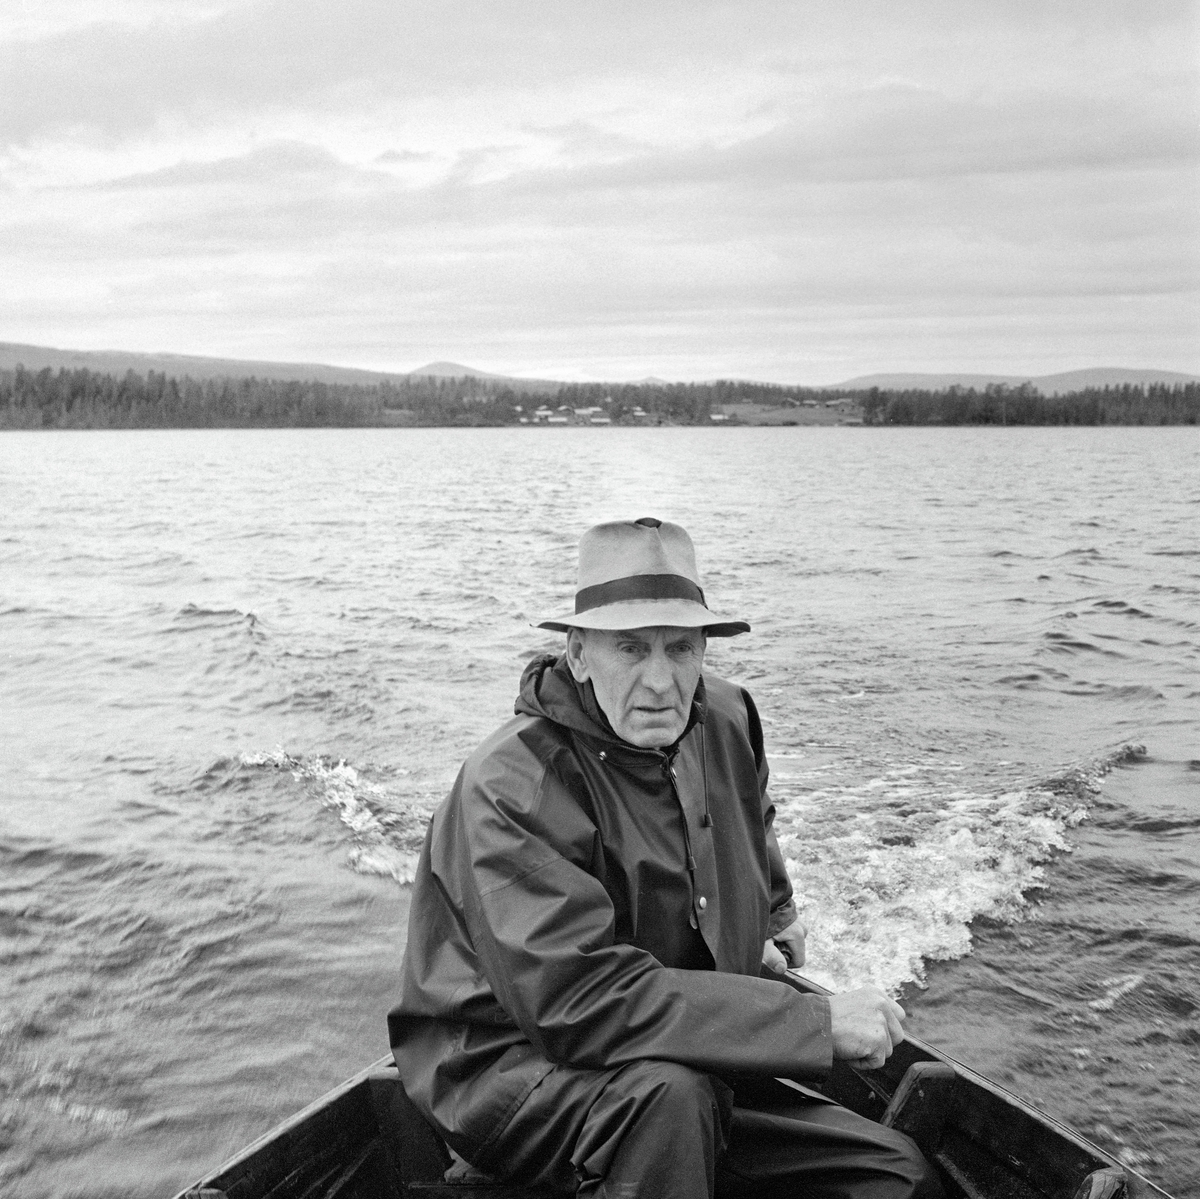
[0,366,825,428]
[857,381,1199,426]
[1,364,1196,429]
[0,367,520,429]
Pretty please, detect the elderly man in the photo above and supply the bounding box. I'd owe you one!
[390,518,941,1198]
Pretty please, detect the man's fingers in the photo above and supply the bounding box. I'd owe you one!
[848,1052,886,1072]
[884,1008,906,1049]
[761,938,788,975]
[876,996,905,1050]
[829,986,908,1068]
[777,938,805,968]
[773,918,808,968]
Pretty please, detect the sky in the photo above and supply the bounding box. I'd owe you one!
[1,1,1197,384]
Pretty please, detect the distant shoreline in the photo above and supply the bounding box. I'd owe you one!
[1,363,1197,429]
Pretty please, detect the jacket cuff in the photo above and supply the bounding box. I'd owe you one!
[790,994,834,1078]
[767,899,798,938]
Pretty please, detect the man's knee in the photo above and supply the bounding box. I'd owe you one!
[592,1059,731,1149]
[875,1125,945,1199]
[572,1061,732,1193]
[718,1088,944,1199]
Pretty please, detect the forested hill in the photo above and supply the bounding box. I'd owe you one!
[0,364,1197,429]
[856,381,1199,426]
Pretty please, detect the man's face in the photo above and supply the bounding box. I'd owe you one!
[566,626,706,749]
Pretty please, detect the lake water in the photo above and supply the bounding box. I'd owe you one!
[1,426,1197,1197]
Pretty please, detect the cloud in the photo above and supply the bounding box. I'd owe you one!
[375,149,437,165]
[6,2,1189,148]
[0,0,716,145]
[109,140,353,188]
[1,0,1196,380]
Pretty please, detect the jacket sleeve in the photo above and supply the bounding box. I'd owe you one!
[455,758,830,1081]
[742,688,799,937]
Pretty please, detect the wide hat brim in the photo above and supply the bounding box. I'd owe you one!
[537,598,749,638]
[536,517,751,638]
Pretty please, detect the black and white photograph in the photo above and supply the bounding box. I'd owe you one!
[1,3,1197,1198]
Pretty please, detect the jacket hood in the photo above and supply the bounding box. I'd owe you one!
[515,652,706,751]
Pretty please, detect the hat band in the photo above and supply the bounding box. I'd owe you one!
[575,573,707,615]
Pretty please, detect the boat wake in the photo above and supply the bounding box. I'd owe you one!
[770,744,1146,995]
[238,749,430,883]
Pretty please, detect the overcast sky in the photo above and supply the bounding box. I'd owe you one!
[2,1,1196,383]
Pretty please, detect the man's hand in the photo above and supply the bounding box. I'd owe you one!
[762,917,808,975]
[828,986,907,1071]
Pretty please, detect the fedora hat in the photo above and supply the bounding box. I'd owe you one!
[537,517,750,637]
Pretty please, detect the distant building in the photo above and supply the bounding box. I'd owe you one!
[709,413,728,422]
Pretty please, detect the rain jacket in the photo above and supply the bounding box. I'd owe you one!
[389,653,833,1159]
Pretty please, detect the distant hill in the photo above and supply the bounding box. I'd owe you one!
[0,343,565,393]
[3,343,1195,398]
[408,361,506,379]
[827,368,1199,395]
[406,361,560,393]
[0,342,416,387]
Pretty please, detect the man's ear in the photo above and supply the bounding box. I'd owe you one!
[565,628,590,683]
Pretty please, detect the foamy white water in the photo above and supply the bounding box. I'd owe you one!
[1,426,1197,1195]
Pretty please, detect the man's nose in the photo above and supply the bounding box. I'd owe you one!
[640,647,674,692]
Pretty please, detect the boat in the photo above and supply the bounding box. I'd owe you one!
[174,973,1173,1199]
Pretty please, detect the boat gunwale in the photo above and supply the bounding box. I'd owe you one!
[174,973,1174,1199]
[173,1055,397,1199]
